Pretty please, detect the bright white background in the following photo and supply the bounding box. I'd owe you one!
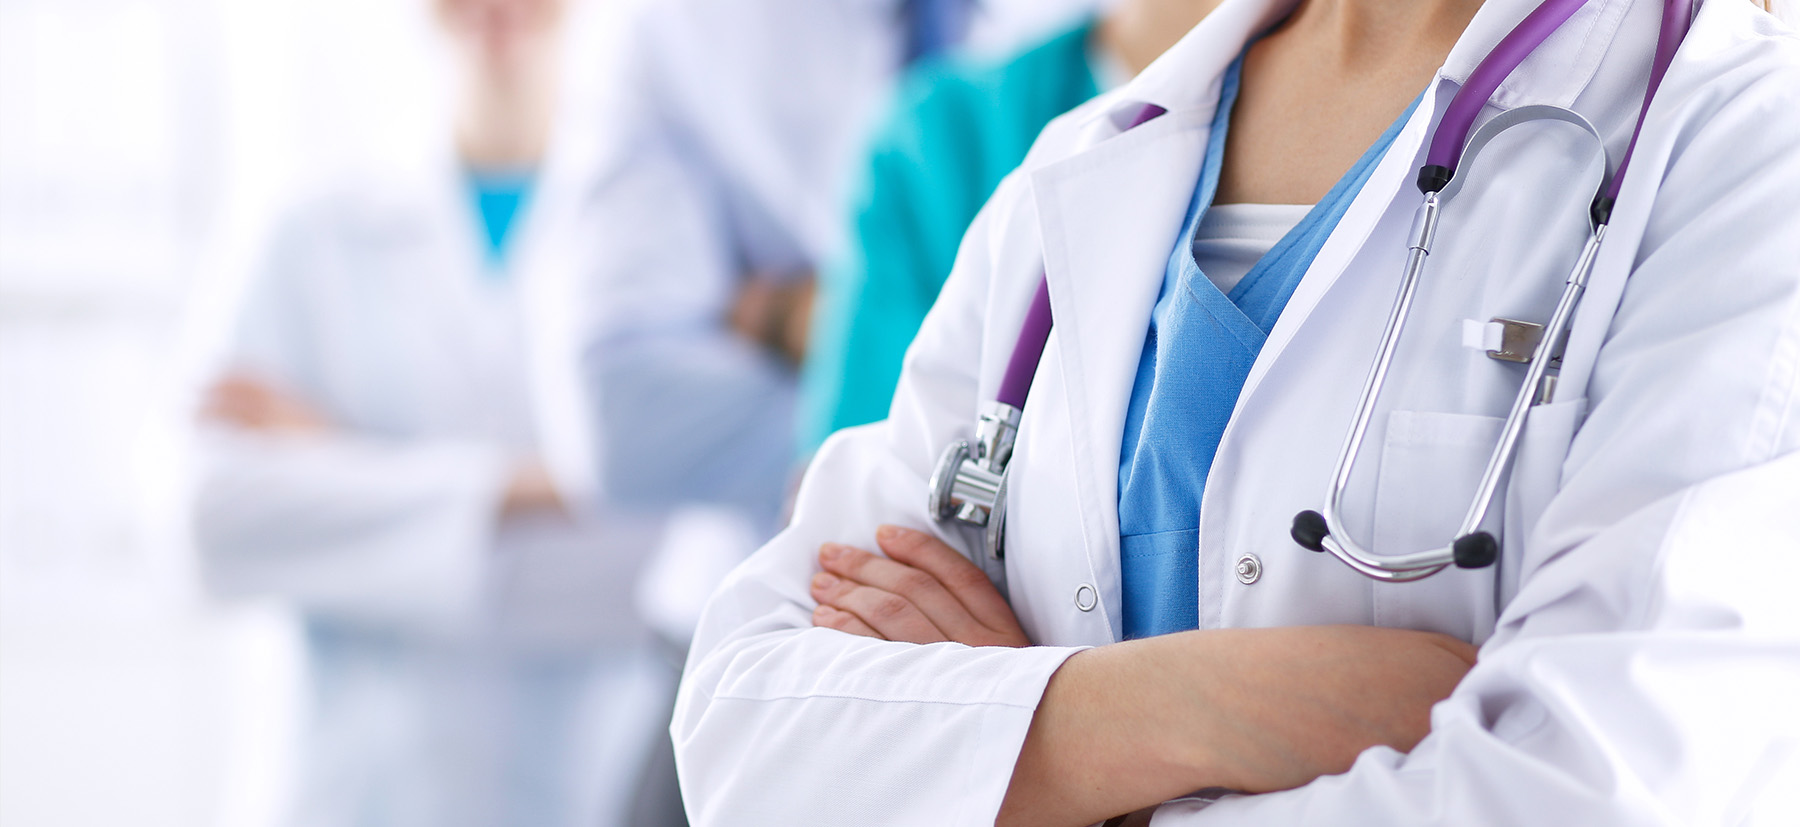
[0,2,481,825]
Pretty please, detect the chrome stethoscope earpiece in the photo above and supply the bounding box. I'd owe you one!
[1291,105,1613,582]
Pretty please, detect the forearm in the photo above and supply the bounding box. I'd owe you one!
[1000,639,1225,827]
[1000,626,1477,826]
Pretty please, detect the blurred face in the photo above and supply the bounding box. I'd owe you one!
[435,0,564,77]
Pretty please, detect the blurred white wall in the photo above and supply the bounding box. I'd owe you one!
[0,2,455,826]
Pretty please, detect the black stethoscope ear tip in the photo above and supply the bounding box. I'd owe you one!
[1453,532,1499,569]
[1291,511,1330,552]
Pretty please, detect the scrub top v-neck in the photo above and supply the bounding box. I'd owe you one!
[1116,56,1423,640]
[467,168,536,273]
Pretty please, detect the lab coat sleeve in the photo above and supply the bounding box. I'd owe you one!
[1153,43,1800,826]
[190,211,512,629]
[569,4,795,527]
[193,430,511,628]
[673,176,1090,827]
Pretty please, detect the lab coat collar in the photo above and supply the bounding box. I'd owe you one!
[1090,0,1634,132]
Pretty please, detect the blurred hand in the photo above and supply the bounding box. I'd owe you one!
[202,374,331,435]
[810,525,1029,647]
[501,461,566,518]
[728,272,814,365]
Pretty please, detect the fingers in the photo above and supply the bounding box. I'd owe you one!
[874,525,1026,640]
[204,374,330,434]
[203,378,274,427]
[810,527,1031,648]
[811,604,881,639]
[817,543,990,643]
[810,570,947,644]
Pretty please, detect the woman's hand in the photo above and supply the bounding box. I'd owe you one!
[500,461,566,518]
[202,374,331,435]
[728,272,814,365]
[809,525,1029,647]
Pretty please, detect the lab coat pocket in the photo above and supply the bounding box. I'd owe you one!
[1371,410,1504,638]
[1501,396,1588,603]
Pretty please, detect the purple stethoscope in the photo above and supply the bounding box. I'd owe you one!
[930,0,1699,583]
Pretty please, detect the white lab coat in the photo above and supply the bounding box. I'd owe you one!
[193,151,672,827]
[673,0,1800,824]
[570,0,1103,641]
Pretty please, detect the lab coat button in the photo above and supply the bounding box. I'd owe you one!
[1235,553,1262,585]
[1073,584,1098,612]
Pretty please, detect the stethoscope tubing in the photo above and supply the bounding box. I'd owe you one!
[1426,0,1596,172]
[1301,0,1698,580]
[1313,196,1447,578]
[937,0,1701,578]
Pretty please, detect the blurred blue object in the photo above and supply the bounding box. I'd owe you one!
[467,169,536,269]
[903,0,976,64]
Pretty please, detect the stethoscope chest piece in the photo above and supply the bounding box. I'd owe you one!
[927,401,1020,560]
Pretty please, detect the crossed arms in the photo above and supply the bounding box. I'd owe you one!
[809,525,1476,826]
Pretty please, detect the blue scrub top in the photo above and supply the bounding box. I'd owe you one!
[1115,56,1422,640]
[467,169,536,271]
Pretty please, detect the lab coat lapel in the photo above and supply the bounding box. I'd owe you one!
[1029,108,1212,625]
[1229,0,1631,413]
[1231,92,1433,409]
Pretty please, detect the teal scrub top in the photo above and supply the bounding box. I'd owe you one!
[798,19,1101,453]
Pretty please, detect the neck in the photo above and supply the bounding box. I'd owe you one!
[1098,0,1227,77]
[456,62,555,170]
[1279,0,1483,69]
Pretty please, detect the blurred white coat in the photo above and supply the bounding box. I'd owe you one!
[191,147,670,827]
[571,0,1105,646]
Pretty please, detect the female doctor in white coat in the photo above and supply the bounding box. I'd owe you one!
[192,1,673,825]
[673,0,1800,824]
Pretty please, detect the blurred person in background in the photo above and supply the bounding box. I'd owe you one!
[568,0,1106,653]
[799,0,1228,454]
[188,1,677,826]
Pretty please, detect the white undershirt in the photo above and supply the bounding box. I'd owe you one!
[1192,203,1314,294]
